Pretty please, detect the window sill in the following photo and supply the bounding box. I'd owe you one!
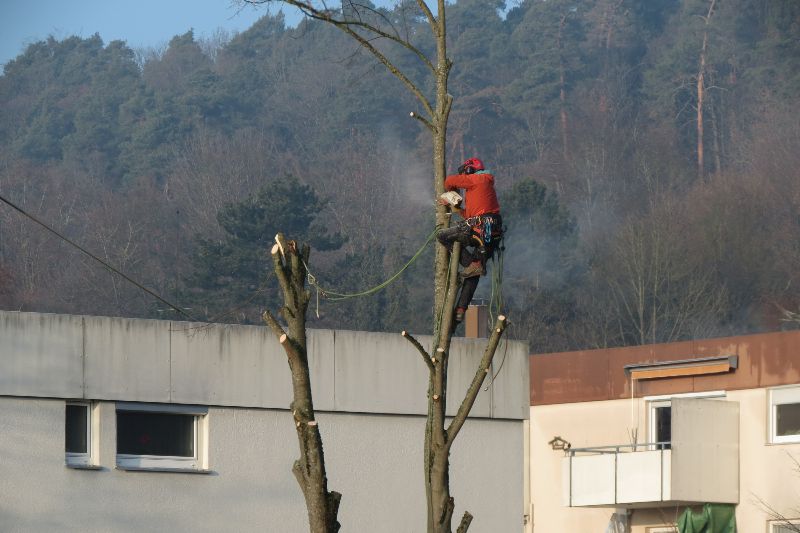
[66,463,103,471]
[115,465,212,474]
[766,440,800,446]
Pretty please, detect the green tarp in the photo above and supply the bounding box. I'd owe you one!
[678,503,737,533]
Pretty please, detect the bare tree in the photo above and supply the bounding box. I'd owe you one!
[403,240,508,532]
[241,2,509,531]
[600,196,727,345]
[262,234,341,533]
[696,0,717,179]
[753,453,800,533]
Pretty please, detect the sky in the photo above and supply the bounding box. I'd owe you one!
[0,0,301,70]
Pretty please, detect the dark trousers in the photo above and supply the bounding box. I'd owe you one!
[436,221,497,310]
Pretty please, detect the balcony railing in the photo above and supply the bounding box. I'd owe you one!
[564,442,671,507]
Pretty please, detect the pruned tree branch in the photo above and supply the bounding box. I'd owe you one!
[410,111,436,133]
[446,315,508,446]
[403,330,435,371]
[416,0,438,37]
[456,512,473,533]
[244,0,436,118]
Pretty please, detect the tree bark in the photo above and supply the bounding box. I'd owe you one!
[263,234,341,533]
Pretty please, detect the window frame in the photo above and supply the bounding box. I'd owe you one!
[115,402,209,472]
[769,385,800,445]
[644,391,726,449]
[65,401,97,468]
[648,399,672,449]
[769,519,800,533]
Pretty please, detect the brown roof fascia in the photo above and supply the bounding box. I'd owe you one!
[530,330,800,406]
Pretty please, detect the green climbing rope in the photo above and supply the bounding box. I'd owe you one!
[488,244,505,326]
[304,227,439,301]
[435,242,458,339]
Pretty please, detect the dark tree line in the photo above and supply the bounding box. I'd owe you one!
[1,0,799,352]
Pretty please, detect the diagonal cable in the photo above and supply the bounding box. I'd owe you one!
[0,193,195,321]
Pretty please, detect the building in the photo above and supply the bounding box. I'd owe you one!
[527,330,800,533]
[0,310,530,532]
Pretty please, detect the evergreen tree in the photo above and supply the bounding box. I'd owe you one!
[186,175,344,322]
[500,178,582,351]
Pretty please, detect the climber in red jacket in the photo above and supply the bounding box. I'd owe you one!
[437,157,503,323]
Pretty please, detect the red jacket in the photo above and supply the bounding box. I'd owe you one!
[445,171,500,219]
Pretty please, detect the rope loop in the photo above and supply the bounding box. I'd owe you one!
[301,227,438,302]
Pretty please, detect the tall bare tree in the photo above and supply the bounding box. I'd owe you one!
[242,2,509,531]
[696,0,717,179]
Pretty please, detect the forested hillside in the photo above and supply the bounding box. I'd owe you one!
[1,0,798,352]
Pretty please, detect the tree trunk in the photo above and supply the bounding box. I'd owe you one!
[263,235,341,533]
[710,96,723,175]
[558,14,570,163]
[697,0,717,180]
[697,64,705,179]
[432,0,454,344]
[407,238,507,532]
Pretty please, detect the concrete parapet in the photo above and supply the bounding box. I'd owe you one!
[0,310,529,419]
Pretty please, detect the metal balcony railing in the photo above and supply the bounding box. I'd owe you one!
[567,441,671,456]
[564,442,672,507]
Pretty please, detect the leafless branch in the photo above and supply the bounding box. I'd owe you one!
[446,315,508,446]
[402,330,435,371]
[416,0,438,36]
[244,0,436,117]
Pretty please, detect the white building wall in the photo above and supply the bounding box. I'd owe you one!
[0,397,523,533]
[0,311,529,532]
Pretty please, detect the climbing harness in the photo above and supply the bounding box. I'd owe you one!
[483,218,493,244]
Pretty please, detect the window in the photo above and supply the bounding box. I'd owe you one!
[115,403,208,472]
[769,386,800,444]
[645,391,726,449]
[65,402,96,468]
[770,520,800,533]
[649,400,672,449]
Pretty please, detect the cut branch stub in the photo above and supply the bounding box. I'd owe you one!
[456,511,474,533]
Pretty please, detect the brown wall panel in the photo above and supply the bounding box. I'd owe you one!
[531,330,800,405]
[530,351,610,404]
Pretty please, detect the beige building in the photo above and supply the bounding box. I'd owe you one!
[527,330,800,533]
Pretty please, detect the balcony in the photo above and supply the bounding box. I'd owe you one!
[562,398,739,508]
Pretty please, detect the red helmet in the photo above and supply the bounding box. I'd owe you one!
[462,157,485,173]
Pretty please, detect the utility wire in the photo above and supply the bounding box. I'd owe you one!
[1,194,483,329]
[0,193,196,322]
